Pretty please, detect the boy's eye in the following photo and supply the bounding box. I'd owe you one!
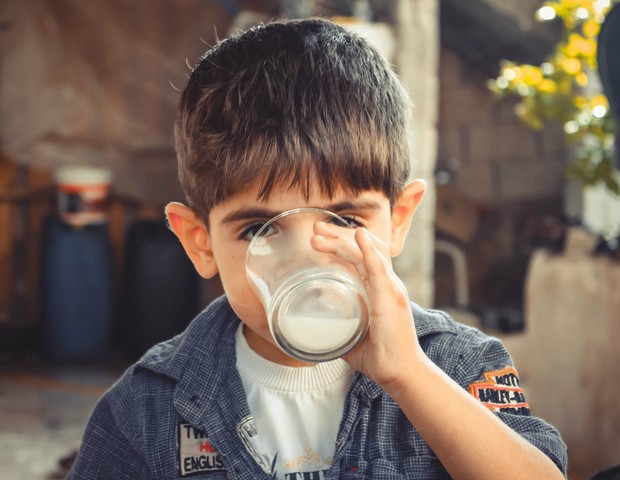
[240,222,276,241]
[330,215,362,229]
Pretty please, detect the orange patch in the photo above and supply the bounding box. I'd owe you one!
[468,366,530,414]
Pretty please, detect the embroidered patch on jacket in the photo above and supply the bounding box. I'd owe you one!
[177,423,225,477]
[468,366,530,414]
[237,415,273,474]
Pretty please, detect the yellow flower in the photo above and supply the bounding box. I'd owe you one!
[567,33,596,57]
[591,94,608,108]
[575,71,589,86]
[490,0,618,195]
[582,20,600,38]
[538,79,557,93]
[521,65,543,85]
[563,57,582,74]
[574,95,588,108]
[580,38,597,57]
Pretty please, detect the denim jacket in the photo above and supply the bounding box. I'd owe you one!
[68,296,567,479]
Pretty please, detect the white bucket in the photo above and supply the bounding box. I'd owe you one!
[55,166,112,227]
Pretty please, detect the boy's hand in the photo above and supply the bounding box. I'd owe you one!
[313,221,566,480]
[311,222,427,388]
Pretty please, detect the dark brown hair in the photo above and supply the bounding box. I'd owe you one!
[174,18,412,223]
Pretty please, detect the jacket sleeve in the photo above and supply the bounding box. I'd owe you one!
[67,383,150,479]
[443,326,569,477]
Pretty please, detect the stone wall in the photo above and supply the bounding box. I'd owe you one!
[438,47,567,204]
[435,46,568,310]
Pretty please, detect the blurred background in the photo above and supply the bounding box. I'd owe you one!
[0,0,619,479]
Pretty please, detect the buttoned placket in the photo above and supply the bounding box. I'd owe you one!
[324,373,383,479]
[172,310,275,479]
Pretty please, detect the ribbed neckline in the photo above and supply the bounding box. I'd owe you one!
[235,325,354,392]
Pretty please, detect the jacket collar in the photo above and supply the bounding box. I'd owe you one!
[137,295,460,407]
[136,295,237,382]
[411,302,460,338]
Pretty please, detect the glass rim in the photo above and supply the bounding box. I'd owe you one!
[245,207,351,262]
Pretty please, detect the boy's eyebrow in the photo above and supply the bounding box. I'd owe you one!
[220,207,282,224]
[325,200,383,213]
[220,200,383,225]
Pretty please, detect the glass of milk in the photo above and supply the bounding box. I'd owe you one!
[246,208,370,362]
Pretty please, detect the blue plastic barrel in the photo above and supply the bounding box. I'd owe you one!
[41,217,112,362]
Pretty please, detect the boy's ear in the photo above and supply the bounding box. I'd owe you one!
[164,202,219,279]
[389,179,427,256]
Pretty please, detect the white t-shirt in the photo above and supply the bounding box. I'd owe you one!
[235,325,354,479]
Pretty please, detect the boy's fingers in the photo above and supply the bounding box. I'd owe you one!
[313,221,341,238]
[315,221,391,259]
[356,228,409,298]
[312,223,398,288]
[311,234,368,277]
[355,228,391,275]
[358,228,390,257]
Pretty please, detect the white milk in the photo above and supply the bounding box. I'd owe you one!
[278,314,360,353]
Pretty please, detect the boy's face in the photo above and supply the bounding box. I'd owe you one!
[167,179,424,367]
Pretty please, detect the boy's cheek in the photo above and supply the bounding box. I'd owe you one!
[223,282,268,324]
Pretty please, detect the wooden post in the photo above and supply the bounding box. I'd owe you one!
[390,0,440,307]
[0,157,17,326]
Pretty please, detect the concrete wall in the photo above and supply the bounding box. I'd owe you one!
[502,247,620,478]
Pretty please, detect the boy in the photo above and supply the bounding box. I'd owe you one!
[68,18,567,479]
